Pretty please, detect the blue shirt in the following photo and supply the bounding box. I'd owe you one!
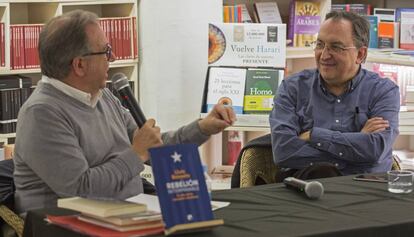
[269,68,400,175]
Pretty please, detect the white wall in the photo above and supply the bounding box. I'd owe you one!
[138,0,222,131]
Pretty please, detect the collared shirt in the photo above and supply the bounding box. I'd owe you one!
[269,68,400,175]
[41,75,102,108]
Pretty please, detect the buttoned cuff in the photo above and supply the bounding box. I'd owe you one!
[309,127,334,150]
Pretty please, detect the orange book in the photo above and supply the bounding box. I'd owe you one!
[378,22,396,48]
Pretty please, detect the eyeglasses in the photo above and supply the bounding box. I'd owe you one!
[82,44,114,62]
[313,41,356,54]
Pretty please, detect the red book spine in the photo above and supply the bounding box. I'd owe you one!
[0,23,4,67]
[132,17,138,59]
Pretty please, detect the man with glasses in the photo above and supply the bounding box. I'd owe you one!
[13,10,235,214]
[270,11,400,181]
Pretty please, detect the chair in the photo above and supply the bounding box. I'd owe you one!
[0,159,23,237]
[231,134,276,188]
[231,134,401,189]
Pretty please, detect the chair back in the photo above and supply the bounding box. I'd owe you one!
[0,159,23,237]
[231,134,276,188]
[231,134,402,189]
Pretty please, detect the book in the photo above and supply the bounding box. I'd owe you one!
[253,2,282,24]
[365,16,378,48]
[239,4,252,23]
[46,215,164,237]
[288,0,321,47]
[331,4,371,15]
[400,11,414,50]
[208,23,286,68]
[396,8,414,22]
[206,67,246,114]
[374,8,396,22]
[149,144,223,235]
[57,197,147,218]
[378,22,398,49]
[0,75,32,90]
[81,210,162,226]
[78,215,164,232]
[243,68,283,114]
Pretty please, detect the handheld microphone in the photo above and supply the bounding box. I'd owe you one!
[111,73,147,128]
[283,177,324,200]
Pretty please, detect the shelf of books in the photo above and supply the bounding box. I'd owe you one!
[202,0,414,180]
[0,0,139,139]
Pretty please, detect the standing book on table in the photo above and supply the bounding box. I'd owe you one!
[149,143,223,235]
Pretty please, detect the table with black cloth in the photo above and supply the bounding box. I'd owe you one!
[23,175,414,237]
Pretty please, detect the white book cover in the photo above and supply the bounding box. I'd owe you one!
[254,2,282,24]
[239,4,252,23]
[374,8,396,22]
[206,67,247,114]
[400,12,414,49]
[208,23,286,68]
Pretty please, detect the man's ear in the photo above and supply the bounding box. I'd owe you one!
[71,57,87,77]
[356,46,368,64]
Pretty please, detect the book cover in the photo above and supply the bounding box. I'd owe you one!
[378,22,395,48]
[46,215,164,237]
[374,8,395,22]
[243,68,283,114]
[400,11,414,50]
[149,144,223,234]
[206,67,246,114]
[239,4,252,23]
[288,0,321,47]
[208,23,286,68]
[396,8,414,22]
[366,16,378,48]
[57,197,147,218]
[253,2,282,24]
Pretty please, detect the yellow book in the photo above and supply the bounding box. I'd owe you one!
[58,197,147,218]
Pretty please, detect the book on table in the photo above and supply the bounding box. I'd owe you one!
[149,144,224,235]
[80,210,162,226]
[77,215,163,232]
[57,196,147,218]
[46,215,164,237]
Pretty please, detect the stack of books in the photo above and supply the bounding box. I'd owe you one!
[46,197,164,237]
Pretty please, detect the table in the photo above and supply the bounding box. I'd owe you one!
[23,175,414,237]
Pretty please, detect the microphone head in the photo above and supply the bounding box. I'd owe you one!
[304,181,324,199]
[111,72,129,91]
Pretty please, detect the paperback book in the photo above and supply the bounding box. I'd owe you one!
[288,0,321,47]
[149,144,223,235]
[243,68,284,114]
[206,67,246,114]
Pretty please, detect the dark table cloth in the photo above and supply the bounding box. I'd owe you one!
[23,175,414,237]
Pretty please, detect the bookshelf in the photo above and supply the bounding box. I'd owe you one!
[0,0,139,141]
[201,0,414,175]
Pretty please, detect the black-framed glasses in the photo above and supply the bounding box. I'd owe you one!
[312,41,356,54]
[82,44,114,62]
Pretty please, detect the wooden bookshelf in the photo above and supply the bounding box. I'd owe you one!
[0,0,139,139]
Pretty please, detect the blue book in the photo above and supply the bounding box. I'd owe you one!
[149,144,223,235]
[366,15,378,48]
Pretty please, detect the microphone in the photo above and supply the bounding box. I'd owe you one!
[283,177,324,200]
[111,73,147,128]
